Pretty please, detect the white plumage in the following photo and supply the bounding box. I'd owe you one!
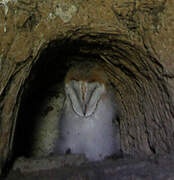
[54,62,120,161]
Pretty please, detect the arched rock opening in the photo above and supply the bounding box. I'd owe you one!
[11,32,174,161]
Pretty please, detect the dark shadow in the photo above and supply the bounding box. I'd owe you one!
[13,39,102,158]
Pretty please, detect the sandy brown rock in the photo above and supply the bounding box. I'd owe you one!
[5,153,174,180]
[0,0,174,177]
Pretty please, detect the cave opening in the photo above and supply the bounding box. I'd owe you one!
[11,32,174,170]
[13,37,113,160]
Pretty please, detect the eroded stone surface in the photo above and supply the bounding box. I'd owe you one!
[0,0,174,176]
[12,154,87,173]
[5,153,174,180]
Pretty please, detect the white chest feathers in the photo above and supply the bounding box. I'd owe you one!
[54,80,120,161]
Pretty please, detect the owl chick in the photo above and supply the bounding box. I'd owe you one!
[54,61,120,161]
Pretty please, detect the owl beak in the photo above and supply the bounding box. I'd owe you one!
[82,105,87,116]
[81,82,88,116]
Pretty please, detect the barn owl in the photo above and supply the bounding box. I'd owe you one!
[54,61,120,161]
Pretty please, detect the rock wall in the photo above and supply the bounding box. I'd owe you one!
[0,0,174,174]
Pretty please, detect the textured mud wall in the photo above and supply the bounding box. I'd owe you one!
[5,153,174,180]
[0,0,174,174]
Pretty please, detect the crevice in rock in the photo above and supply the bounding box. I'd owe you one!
[6,33,173,173]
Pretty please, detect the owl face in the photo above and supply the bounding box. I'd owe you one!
[65,80,105,117]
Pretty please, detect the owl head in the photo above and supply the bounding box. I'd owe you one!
[64,61,112,117]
